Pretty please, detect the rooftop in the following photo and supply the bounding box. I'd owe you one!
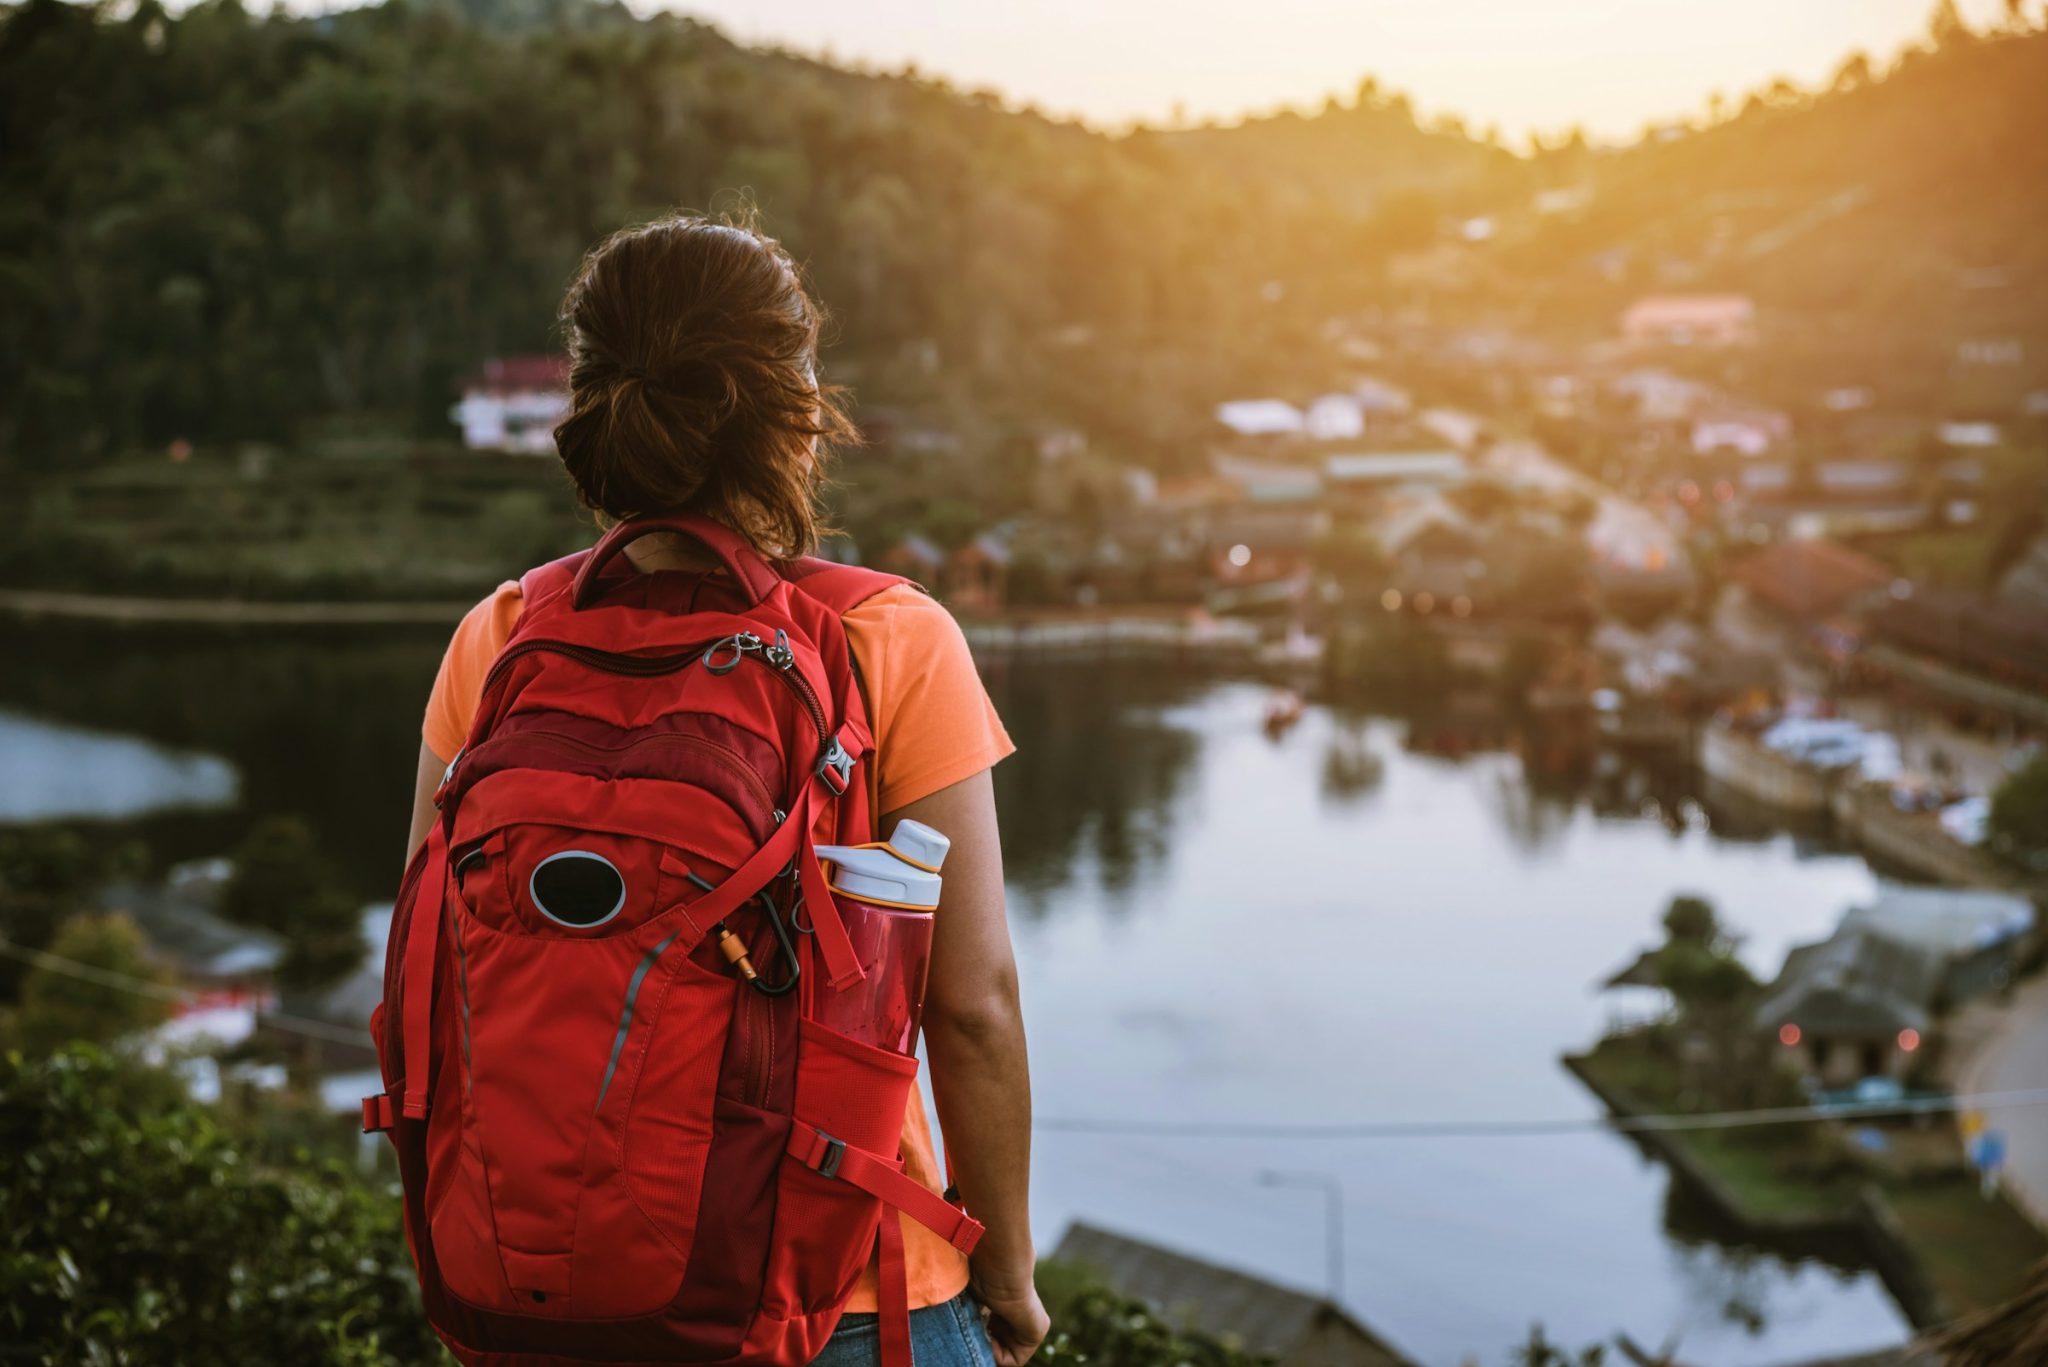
[1054,1222,1416,1367]
[1725,538,1892,621]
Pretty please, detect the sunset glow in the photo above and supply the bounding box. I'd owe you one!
[663,0,2015,140]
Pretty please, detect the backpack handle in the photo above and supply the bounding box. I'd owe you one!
[572,513,781,610]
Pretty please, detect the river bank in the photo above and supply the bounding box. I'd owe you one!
[1566,1034,2048,1325]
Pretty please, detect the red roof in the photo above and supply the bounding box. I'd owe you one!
[1727,538,1890,620]
[468,355,569,393]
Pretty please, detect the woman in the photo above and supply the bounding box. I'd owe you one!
[403,214,1046,1367]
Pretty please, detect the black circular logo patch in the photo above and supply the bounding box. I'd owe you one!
[529,851,627,928]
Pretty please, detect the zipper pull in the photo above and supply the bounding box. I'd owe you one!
[703,632,762,675]
[765,630,795,671]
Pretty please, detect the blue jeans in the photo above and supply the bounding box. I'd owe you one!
[811,1293,997,1367]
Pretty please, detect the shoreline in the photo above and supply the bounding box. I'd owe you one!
[0,586,1266,656]
[1560,1051,1953,1331]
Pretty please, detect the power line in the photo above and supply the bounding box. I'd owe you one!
[1035,1089,2048,1140]
[0,935,372,1049]
[7,933,2044,1141]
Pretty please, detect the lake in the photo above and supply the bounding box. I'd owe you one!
[0,626,1909,1366]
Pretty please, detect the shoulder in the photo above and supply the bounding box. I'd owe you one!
[461,579,526,649]
[842,583,966,663]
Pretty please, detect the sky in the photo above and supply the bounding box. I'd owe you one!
[654,0,2018,143]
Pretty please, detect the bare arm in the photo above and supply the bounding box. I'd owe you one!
[885,768,1046,1366]
[405,742,445,864]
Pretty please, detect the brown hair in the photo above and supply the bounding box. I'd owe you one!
[552,213,854,558]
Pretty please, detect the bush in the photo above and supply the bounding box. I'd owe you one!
[0,1046,442,1365]
[1990,753,2048,871]
[6,913,170,1056]
[1036,1260,1265,1367]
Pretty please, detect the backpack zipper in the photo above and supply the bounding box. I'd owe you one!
[480,635,830,753]
[462,729,777,819]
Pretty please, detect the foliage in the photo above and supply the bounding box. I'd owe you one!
[1645,896,1772,1111]
[7,914,171,1057]
[0,828,96,1002]
[0,1045,443,1365]
[1989,751,2048,870]
[1036,1259,1266,1367]
[0,0,1482,468]
[1509,1325,1605,1367]
[221,816,364,990]
[1660,893,1719,948]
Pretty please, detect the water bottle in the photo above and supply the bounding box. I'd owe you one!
[811,820,947,1056]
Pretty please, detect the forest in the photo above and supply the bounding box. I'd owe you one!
[3,0,2043,473]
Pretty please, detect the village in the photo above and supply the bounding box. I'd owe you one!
[372,289,2048,1356]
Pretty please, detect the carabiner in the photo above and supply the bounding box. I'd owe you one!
[684,869,801,996]
[702,632,764,676]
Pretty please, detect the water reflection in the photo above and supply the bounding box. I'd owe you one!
[982,660,1202,912]
[0,708,238,822]
[0,632,1909,1365]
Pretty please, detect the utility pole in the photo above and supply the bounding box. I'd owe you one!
[1259,1169,1345,1304]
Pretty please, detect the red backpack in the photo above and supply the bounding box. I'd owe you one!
[364,513,983,1367]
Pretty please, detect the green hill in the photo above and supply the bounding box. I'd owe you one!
[1503,21,2048,390]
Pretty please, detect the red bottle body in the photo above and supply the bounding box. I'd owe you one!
[812,899,934,1055]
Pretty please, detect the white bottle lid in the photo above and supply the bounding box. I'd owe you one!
[815,819,948,910]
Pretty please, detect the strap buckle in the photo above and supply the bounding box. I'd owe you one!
[361,1093,395,1133]
[813,1130,847,1179]
[815,737,854,795]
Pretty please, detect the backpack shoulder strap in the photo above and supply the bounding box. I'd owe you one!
[779,557,920,617]
[517,550,591,623]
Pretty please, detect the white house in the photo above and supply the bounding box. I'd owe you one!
[1215,399,1304,438]
[1303,394,1367,441]
[1692,409,1791,457]
[1938,420,2003,449]
[452,356,572,454]
[1620,294,1756,348]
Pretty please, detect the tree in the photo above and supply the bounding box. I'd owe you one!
[1989,752,2048,870]
[221,816,363,990]
[1661,894,1721,949]
[0,829,95,1002]
[1928,0,1972,47]
[10,913,171,1055]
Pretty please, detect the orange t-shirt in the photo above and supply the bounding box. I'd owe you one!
[421,577,1012,1312]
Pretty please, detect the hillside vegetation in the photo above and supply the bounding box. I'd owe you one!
[2,0,2040,470]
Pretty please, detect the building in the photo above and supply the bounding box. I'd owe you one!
[1214,455,1323,505]
[876,535,944,585]
[1216,399,1305,439]
[1938,420,2003,449]
[1723,538,1891,627]
[95,861,284,985]
[1692,409,1791,456]
[1611,368,1713,422]
[1303,394,1367,442]
[1322,451,1468,494]
[450,356,571,453]
[1758,885,2034,1086]
[942,532,1011,615]
[1865,586,2048,730]
[1054,1223,1416,1367]
[1621,294,1757,348]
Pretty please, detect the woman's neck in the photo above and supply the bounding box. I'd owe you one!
[622,533,721,576]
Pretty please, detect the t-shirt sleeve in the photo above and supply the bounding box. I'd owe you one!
[842,584,1015,814]
[422,581,524,762]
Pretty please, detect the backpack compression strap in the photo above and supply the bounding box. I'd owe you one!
[787,1124,985,1367]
